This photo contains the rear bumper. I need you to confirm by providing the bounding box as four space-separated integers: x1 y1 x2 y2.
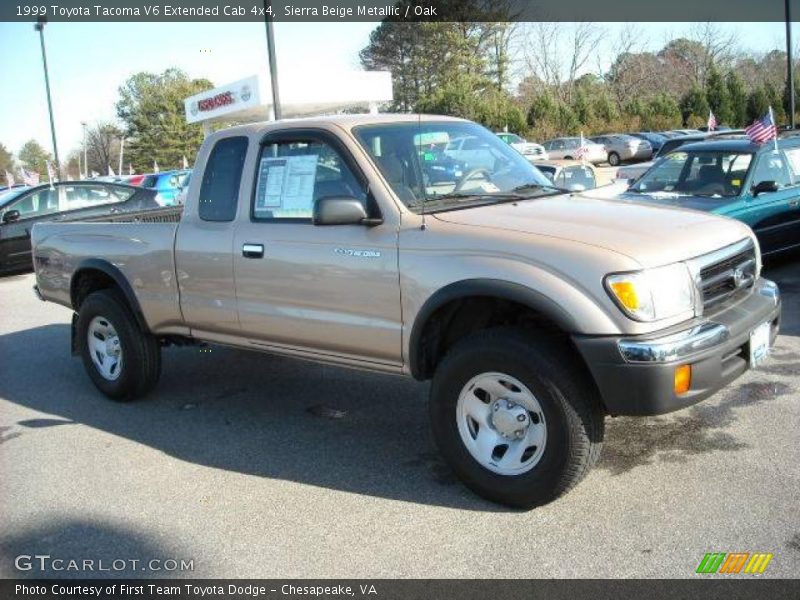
573 278 781 416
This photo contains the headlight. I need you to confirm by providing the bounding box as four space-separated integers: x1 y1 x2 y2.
605 263 696 322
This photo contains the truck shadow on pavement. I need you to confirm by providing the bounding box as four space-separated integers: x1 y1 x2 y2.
0 323 504 511
0 518 190 579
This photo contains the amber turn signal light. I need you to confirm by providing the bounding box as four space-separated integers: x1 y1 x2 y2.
674 364 692 395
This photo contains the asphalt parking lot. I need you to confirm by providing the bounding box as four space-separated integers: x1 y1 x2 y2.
0 258 798 579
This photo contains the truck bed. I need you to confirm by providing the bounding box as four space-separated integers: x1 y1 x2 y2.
32 218 184 332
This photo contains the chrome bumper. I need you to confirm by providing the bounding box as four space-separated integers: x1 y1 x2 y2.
618 279 780 363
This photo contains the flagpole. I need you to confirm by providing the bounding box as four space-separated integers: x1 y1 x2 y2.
771 106 778 152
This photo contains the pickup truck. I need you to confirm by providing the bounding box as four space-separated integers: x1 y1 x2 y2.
31 114 781 508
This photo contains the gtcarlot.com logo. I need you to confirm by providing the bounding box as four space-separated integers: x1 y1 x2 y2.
696 552 773 574
14 554 194 573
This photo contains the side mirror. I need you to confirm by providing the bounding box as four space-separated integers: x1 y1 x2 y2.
313 196 376 226
752 180 779 196
2 209 20 223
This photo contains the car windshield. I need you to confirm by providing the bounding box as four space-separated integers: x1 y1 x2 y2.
504 134 524 143
0 187 31 208
630 150 753 198
353 121 557 213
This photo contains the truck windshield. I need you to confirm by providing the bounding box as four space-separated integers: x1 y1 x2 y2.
630 150 753 198
353 121 556 213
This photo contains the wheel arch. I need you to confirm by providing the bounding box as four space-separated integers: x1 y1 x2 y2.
408 279 580 381
70 258 150 333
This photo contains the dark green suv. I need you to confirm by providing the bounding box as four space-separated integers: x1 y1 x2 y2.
621 137 800 256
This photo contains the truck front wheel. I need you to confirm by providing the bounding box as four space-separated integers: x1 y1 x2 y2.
76 289 161 401
429 328 604 508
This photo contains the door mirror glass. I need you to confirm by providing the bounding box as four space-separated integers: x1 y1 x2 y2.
752 180 779 196
2 209 20 223
313 196 368 226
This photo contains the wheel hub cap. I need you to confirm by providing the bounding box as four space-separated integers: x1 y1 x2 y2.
491 399 530 439
456 372 547 476
87 316 123 381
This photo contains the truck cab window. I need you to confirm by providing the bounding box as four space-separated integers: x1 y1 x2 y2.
199 136 248 222
253 139 366 221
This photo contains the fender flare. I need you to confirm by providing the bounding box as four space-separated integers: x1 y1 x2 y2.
70 258 150 333
408 279 579 379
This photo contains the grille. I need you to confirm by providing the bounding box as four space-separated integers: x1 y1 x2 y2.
696 241 757 309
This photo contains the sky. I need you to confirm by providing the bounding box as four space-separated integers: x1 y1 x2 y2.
0 20 795 161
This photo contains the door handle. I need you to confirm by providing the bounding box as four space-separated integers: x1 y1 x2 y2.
242 243 264 259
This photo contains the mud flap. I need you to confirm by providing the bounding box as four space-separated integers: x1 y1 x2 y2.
71 313 78 356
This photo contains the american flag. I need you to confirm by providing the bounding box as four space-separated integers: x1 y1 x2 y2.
745 107 778 145
20 168 39 186
707 110 717 132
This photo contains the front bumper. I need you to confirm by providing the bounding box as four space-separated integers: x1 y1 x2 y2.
573 278 781 416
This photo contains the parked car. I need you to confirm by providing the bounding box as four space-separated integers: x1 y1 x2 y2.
589 134 652 166
618 137 800 256
31 114 780 509
174 171 192 205
617 132 726 181
531 160 597 191
141 169 191 206
0 181 159 274
496 132 549 161
541 137 606 164
630 132 668 154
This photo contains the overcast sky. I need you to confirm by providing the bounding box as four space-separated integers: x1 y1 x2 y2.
0 21 794 159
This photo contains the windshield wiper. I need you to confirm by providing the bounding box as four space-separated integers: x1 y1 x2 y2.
510 182 564 195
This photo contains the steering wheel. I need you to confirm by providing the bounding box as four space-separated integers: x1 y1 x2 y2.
455 168 491 192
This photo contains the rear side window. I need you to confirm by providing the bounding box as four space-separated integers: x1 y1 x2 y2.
199 136 248 222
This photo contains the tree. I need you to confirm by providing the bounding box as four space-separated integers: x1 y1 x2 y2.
679 86 710 125
705 66 732 125
18 140 52 179
0 143 13 176
746 87 770 124
85 122 124 175
116 68 212 173
416 79 525 132
360 1 512 112
765 82 786 125
726 70 748 126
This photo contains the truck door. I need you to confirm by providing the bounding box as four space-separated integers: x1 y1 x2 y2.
232 130 402 368
174 136 249 336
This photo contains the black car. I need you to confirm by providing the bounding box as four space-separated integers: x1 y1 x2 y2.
0 181 159 274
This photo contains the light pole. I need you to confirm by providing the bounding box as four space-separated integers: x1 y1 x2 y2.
81 121 87 178
34 18 61 174
263 0 281 120
786 0 796 128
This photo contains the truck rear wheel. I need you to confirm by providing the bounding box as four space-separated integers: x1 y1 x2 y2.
429 327 604 508
76 289 161 401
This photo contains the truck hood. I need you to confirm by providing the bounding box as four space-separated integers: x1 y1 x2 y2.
433 193 752 268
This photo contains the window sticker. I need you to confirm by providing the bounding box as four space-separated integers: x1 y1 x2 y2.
255 154 319 216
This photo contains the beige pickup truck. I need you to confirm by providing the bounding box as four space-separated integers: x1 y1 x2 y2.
31 114 781 508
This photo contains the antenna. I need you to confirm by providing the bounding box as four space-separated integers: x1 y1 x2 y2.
418 110 427 231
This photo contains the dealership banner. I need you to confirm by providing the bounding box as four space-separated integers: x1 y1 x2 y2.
2 579 800 600
2 0 799 22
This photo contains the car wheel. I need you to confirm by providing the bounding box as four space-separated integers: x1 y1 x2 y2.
429 327 604 508
76 289 161 401
564 155 573 160
608 152 621 166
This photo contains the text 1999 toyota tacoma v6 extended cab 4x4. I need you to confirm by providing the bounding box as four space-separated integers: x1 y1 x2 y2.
31 115 781 507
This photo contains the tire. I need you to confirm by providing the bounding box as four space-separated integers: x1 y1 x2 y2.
564 155 573 160
429 327 604 508
608 151 621 166
76 289 161 401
